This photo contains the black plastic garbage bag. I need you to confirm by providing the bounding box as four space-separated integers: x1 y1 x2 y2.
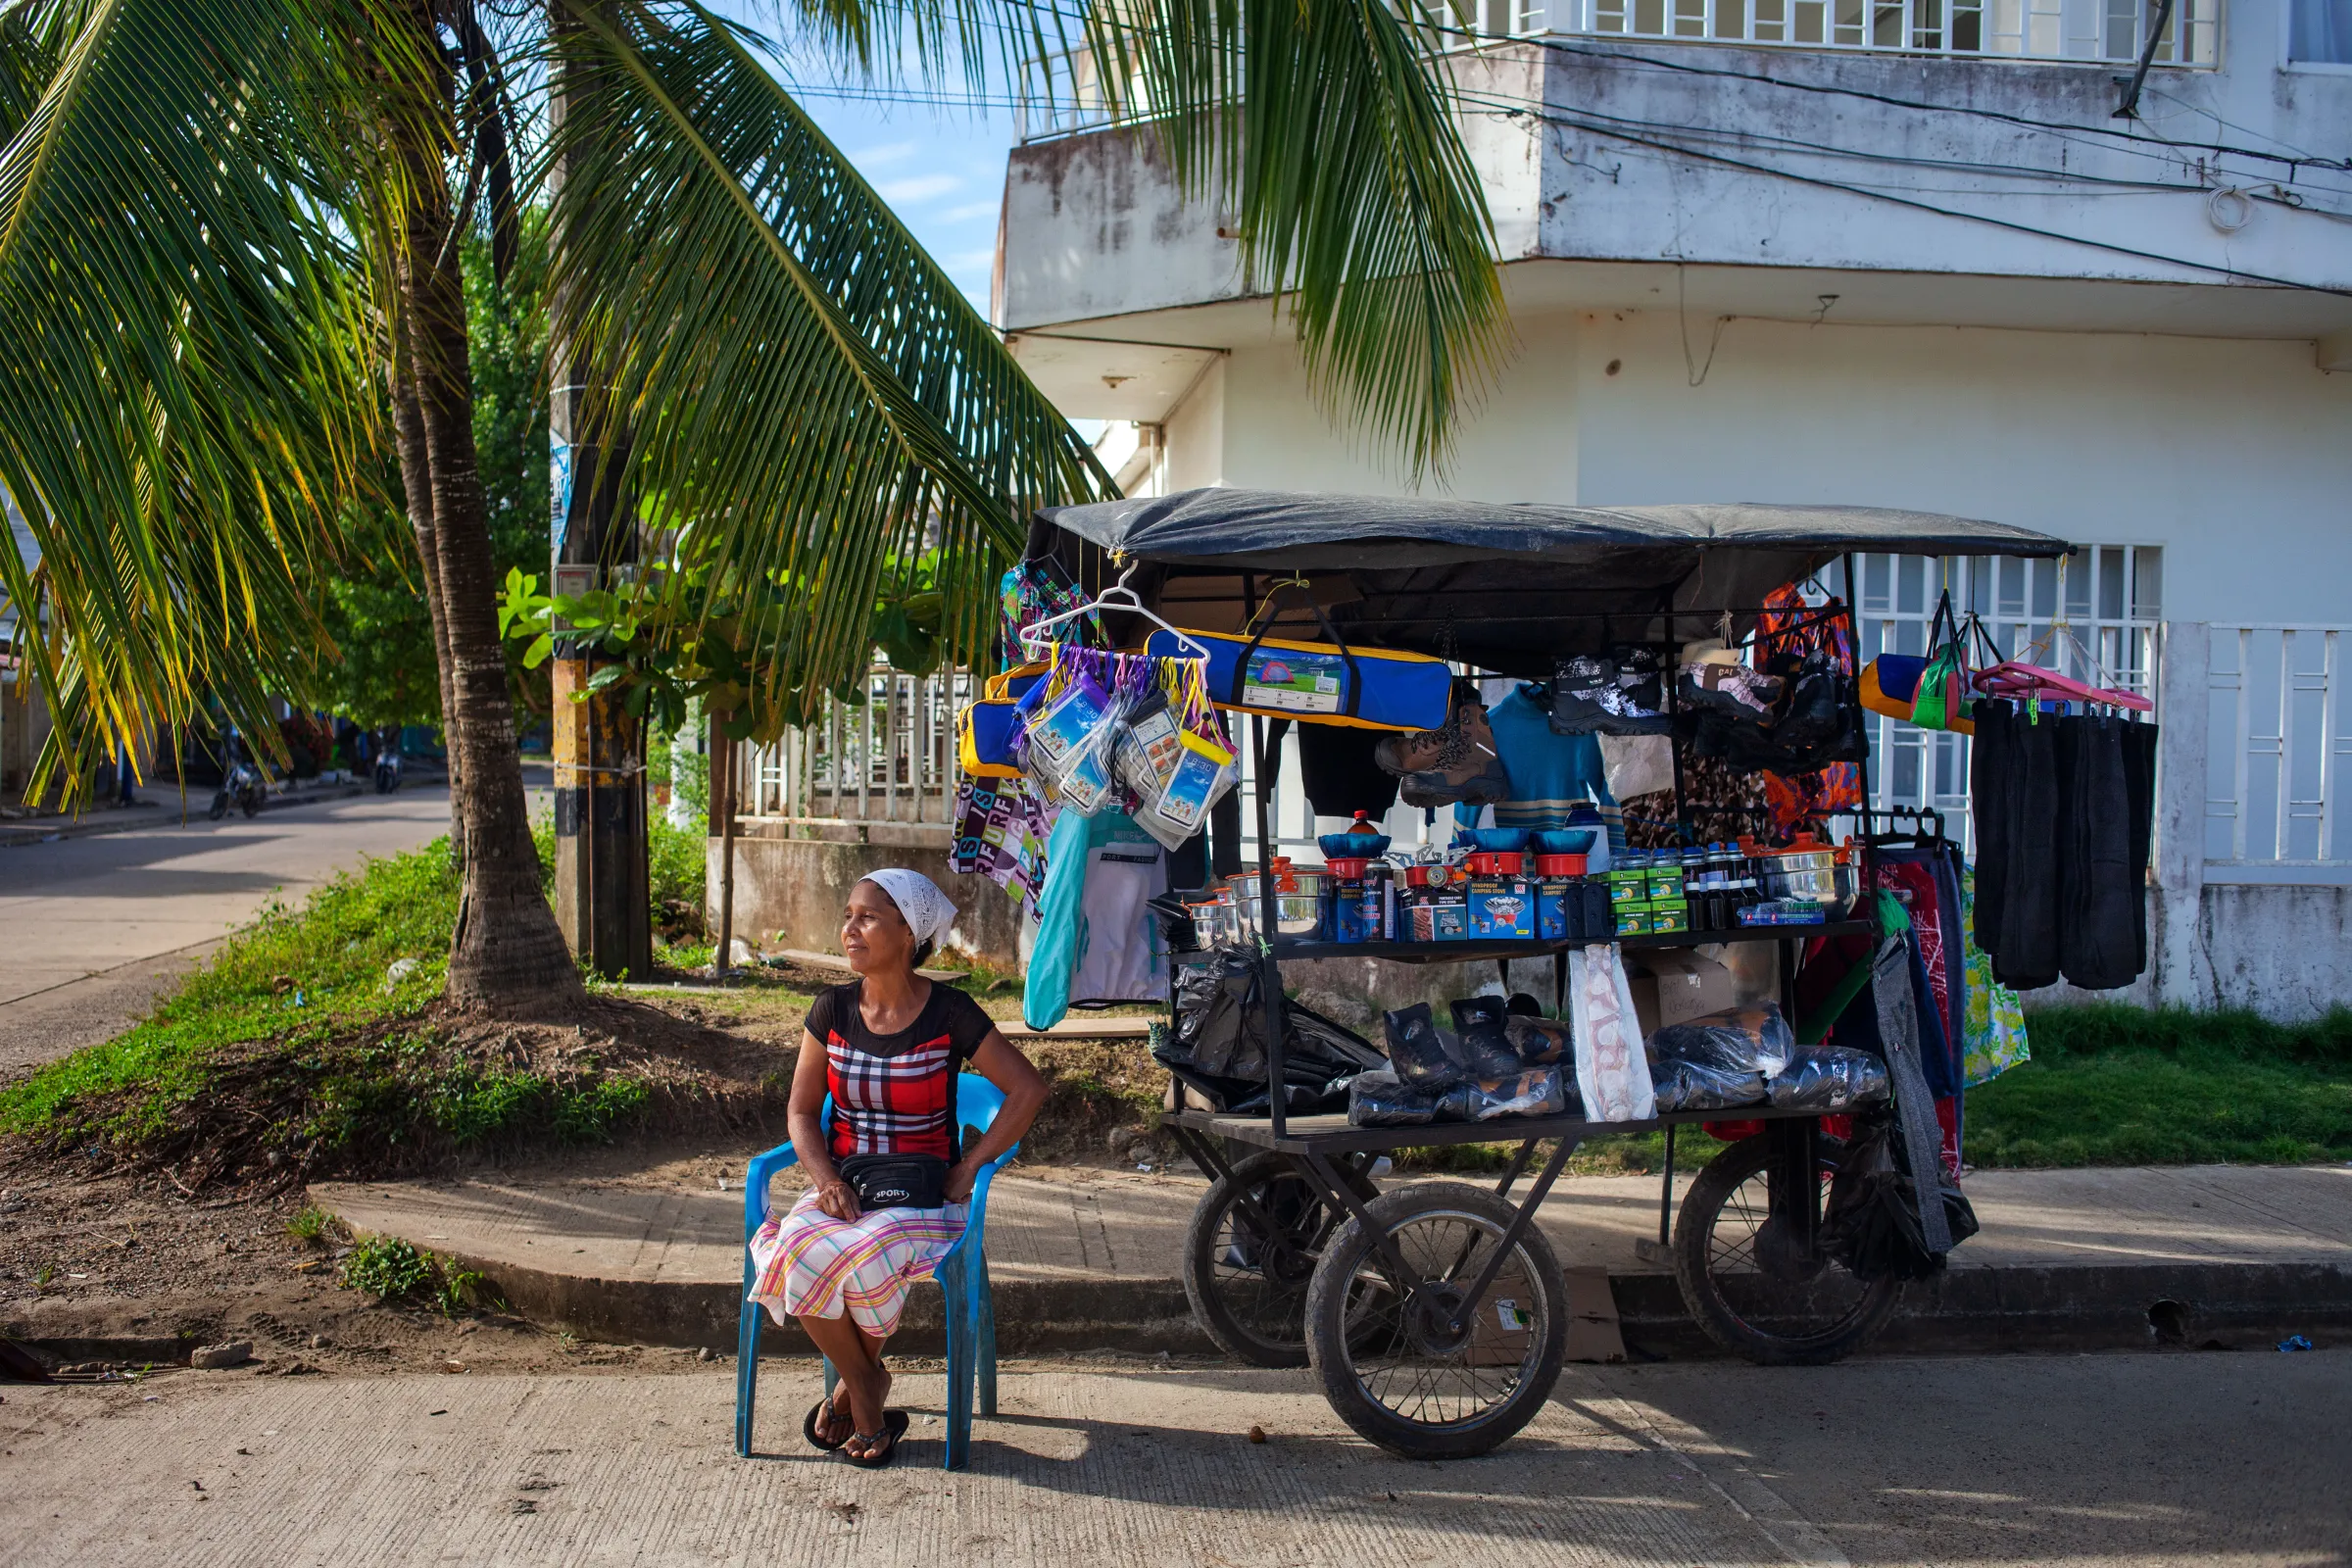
1647 1004 1794 1078
1159 947 1385 1114
1650 1057 1767 1113
1822 1115 1981 1282
1348 1069 1440 1127
1767 1047 1891 1110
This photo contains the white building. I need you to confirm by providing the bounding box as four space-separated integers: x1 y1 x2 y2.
982 0 2352 1018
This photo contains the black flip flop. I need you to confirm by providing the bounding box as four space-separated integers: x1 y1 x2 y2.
803 1394 855 1452
841 1409 909 1469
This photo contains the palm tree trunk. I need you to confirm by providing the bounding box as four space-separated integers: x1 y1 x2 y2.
385 337 465 865
392 38 581 1014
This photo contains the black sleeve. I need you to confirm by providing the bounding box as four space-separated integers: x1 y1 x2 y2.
803 986 839 1043
942 987 998 1064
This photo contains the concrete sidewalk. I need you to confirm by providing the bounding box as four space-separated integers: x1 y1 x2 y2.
314 1161 2352 1355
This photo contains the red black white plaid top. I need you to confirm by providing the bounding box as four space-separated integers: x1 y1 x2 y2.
808 980 995 1160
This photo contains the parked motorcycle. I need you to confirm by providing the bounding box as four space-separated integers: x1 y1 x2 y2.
372 729 403 794
209 735 267 820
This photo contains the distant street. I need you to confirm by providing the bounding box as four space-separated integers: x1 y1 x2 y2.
0 773 542 1078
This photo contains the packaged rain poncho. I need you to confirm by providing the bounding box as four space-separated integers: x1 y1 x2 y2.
1569 945 1655 1122
1765 1046 1890 1111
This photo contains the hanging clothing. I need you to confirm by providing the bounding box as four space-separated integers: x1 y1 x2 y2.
1297 724 1400 818
1023 810 1169 1029
1486 685 1611 831
1754 583 1863 836
1622 753 1767 849
997 561 1097 666
950 774 1056 914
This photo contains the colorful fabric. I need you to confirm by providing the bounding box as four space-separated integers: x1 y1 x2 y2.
998 563 1097 669
1960 866 2031 1087
1622 754 1767 848
806 981 995 1160
950 774 1055 913
1755 584 1862 836
748 1191 965 1337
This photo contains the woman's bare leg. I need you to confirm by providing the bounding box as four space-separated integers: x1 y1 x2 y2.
798 1311 893 1441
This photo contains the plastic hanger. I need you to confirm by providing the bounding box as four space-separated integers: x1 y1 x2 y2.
1021 561 1210 661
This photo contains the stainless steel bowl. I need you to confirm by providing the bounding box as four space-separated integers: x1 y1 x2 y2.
1231 893 1327 940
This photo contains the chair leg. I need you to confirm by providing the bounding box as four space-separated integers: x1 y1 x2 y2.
734 1276 763 1457
976 1255 999 1419
942 1257 972 1471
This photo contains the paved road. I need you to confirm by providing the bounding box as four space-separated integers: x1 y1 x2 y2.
0 785 463 1077
1 1350 2340 1565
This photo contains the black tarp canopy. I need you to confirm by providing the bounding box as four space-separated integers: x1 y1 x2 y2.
1030 489 2071 676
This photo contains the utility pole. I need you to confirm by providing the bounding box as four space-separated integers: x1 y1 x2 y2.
547 5 651 980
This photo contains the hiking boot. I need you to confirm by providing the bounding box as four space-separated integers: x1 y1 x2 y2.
1382 699 1510 808
1679 660 1784 723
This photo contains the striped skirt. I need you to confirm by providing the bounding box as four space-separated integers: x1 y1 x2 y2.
748 1191 966 1338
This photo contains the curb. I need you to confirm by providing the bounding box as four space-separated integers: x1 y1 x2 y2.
0 785 370 848
377 1250 2352 1359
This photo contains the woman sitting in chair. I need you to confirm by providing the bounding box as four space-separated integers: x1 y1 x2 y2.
747 869 1046 1468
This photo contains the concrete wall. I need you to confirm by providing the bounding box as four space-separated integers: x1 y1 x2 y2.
710 827 1029 971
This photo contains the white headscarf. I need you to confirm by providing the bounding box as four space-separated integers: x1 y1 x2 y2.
861 868 958 952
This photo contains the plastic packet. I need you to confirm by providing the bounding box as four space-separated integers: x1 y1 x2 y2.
1645 1004 1794 1081
1348 1069 1440 1127
1022 666 1122 813
1470 1067 1570 1121
1504 1015 1570 1067
1384 1003 1462 1085
1448 995 1524 1077
1649 1056 1767 1113
1569 944 1656 1122
1767 1046 1890 1110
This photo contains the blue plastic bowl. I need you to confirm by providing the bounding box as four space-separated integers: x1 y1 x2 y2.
1531 829 1595 856
1455 826 1532 853
1319 829 1392 858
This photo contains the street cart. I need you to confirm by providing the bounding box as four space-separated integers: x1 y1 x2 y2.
1020 491 2068 1459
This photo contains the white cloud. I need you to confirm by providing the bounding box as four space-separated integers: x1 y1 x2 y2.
876 172 962 205
942 200 1001 222
854 141 920 167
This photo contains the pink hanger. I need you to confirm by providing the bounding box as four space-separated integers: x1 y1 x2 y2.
1971 659 2152 712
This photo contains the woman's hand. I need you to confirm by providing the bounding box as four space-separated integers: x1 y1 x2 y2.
944 1157 979 1204
813 1176 861 1221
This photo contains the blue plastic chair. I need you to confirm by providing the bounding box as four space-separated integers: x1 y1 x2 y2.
734 1076 1016 1469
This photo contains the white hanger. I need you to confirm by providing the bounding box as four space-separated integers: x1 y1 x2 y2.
1020 562 1210 661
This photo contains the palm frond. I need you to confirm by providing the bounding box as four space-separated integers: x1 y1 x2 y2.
0 0 385 798
542 0 1112 718
1064 0 1507 477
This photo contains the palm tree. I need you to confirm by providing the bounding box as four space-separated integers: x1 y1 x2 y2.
0 0 1503 1016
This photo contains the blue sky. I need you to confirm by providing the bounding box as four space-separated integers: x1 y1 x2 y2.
712 5 1024 309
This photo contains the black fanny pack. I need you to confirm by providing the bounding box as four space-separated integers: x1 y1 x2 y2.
837 1152 950 1211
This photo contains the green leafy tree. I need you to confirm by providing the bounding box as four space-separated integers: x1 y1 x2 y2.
0 0 1501 1014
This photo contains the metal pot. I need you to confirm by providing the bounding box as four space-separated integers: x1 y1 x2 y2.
1760 863 1856 914
1229 869 1330 939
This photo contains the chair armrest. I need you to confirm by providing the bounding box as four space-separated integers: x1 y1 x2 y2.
743 1142 800 1240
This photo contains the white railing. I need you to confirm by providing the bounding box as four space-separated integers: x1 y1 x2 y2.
733 665 973 831
1458 0 2218 63
1849 545 2165 854
2205 625 2352 880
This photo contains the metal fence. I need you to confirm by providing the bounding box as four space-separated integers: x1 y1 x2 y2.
2204 625 2352 880
1847 545 2164 853
732 666 973 831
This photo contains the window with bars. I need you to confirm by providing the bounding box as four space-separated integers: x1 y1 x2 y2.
1847 545 2163 850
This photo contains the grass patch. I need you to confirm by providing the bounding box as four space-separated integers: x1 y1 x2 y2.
1965 1004 2352 1167
0 832 652 1189
286 1205 342 1247
340 1236 493 1316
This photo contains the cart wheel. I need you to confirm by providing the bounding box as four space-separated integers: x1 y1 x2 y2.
1304 1182 1567 1460
1673 1134 1900 1366
1183 1152 1373 1368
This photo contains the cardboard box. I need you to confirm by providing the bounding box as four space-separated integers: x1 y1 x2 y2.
1643 950 1738 1029
1563 1266 1627 1363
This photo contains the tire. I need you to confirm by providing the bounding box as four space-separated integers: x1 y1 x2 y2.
1304 1182 1568 1460
208 795 228 821
1183 1152 1373 1368
1673 1133 1900 1366
239 793 262 818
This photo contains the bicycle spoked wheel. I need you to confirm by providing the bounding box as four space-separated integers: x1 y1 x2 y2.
1183 1152 1364 1367
1304 1182 1567 1460
1673 1134 1899 1365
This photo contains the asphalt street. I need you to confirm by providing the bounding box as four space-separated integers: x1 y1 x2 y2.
0 782 480 1077
1 1350 2339 1566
